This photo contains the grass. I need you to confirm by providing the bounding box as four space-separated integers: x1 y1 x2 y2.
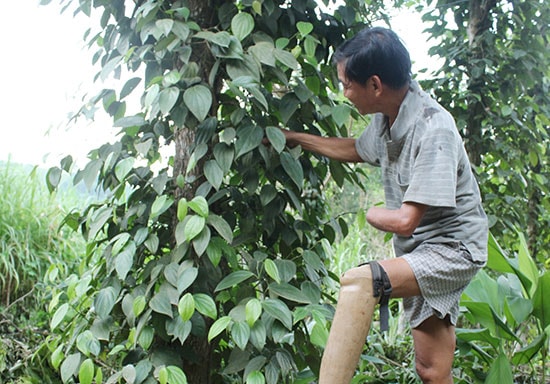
0 160 83 306
0 159 85 383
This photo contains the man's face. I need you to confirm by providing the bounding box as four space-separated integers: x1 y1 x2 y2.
337 62 374 115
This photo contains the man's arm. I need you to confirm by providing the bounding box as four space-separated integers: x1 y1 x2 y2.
366 202 427 237
282 130 364 163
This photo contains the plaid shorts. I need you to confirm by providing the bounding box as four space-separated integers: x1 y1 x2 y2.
401 241 485 328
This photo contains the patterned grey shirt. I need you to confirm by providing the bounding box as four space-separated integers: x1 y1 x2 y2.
355 81 488 262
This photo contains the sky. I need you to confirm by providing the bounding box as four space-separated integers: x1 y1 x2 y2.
0 2 435 168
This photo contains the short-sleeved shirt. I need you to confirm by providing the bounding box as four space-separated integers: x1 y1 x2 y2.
355 81 488 262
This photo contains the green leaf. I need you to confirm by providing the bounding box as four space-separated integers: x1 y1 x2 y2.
296 21 314 37
204 160 223 190
46 167 62 192
178 267 198 293
269 283 311 304
150 291 174 318
163 70 181 86
332 104 351 127
175 221 186 245
215 271 255 291
193 226 211 256
533 271 550 329
61 353 82 383
159 86 180 114
249 42 276 67
51 303 69 331
485 352 513 383
208 316 232 341
262 299 292 330
156 19 174 36
120 77 141 99
207 214 233 243
486 232 515 273
188 196 209 217
274 49 299 70
310 322 329 347
512 333 547 365
172 21 190 41
231 13 254 41
185 215 206 241
150 195 174 220
76 331 101 357
122 365 137 384
213 143 234 173
250 321 267 351
280 152 303 189
259 184 277 206
304 35 317 58
184 85 212 121
177 198 188 221
235 124 264 158
115 242 135 280
178 293 195 321
166 317 192 344
501 105 513 117
245 299 262 327
51 345 64 370
246 371 265 384
167 366 188 384
195 31 231 47
194 293 217 319
159 366 168 384
265 126 286 153
517 232 539 298
114 115 146 128
232 321 251 350
264 259 280 283
302 250 324 271
95 287 117 319
133 295 147 317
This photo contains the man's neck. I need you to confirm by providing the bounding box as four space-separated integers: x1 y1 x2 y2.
383 84 410 128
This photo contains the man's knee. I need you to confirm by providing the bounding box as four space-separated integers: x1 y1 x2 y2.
340 261 393 331
415 359 453 384
340 264 373 288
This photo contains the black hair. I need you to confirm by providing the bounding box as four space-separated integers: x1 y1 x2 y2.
333 27 412 89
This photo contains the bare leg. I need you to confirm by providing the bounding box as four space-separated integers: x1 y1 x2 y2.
412 316 455 384
319 264 377 384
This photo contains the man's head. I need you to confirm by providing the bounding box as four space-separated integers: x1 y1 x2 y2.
334 27 411 90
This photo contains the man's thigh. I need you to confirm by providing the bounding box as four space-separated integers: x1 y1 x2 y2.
378 257 421 298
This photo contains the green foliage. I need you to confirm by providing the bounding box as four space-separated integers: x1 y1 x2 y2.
420 0 550 263
44 0 399 383
456 232 549 383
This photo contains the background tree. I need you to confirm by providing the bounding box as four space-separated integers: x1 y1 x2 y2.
44 0 399 383
421 0 550 263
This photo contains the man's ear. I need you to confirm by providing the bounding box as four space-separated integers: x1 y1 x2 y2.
370 75 383 94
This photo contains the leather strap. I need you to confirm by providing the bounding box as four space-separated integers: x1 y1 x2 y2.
364 261 393 332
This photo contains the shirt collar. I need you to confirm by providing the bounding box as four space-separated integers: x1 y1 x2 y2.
389 81 423 142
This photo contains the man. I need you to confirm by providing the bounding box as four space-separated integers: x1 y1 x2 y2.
282 27 488 383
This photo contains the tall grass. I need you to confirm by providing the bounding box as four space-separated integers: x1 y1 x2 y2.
0 160 83 307
326 168 392 275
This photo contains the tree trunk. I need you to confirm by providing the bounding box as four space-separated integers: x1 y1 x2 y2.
173 2 222 383
465 0 497 166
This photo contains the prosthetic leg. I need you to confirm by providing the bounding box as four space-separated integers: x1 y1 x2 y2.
319 262 392 384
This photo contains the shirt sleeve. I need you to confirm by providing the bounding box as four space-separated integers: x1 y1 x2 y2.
355 114 384 166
